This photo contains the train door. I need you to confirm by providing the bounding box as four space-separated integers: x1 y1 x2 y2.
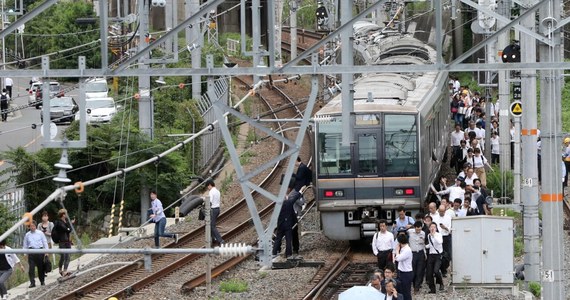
352 128 383 205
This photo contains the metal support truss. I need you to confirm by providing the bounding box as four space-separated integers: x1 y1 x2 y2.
210 54 319 267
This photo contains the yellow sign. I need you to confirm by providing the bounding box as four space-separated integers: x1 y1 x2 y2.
510 101 522 117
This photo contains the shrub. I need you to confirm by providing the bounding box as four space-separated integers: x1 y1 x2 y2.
219 279 249 293
514 237 524 257
529 281 541 297
486 167 514 200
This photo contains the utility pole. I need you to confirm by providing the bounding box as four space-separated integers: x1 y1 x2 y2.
539 0 564 296
497 0 512 200
289 0 298 60
340 0 353 146
138 0 152 223
251 0 262 84
520 0 539 283
188 0 202 100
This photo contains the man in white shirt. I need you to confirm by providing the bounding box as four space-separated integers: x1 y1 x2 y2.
4 77 12 98
407 222 426 293
394 234 413 300
425 223 444 293
453 199 467 217
432 205 452 278
207 181 224 245
436 181 466 202
372 219 394 271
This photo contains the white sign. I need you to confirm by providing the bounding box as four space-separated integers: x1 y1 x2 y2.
522 178 533 187
41 122 58 140
542 270 554 282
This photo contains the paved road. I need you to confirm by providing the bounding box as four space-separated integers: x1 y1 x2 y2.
0 78 78 153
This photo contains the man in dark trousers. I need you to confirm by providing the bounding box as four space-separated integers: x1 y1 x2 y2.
272 181 298 260
0 89 9 122
293 157 312 192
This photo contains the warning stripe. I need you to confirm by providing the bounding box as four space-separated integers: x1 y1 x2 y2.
541 194 563 202
521 129 539 136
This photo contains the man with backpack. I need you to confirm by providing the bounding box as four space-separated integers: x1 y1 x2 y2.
0 89 9 122
52 209 73 277
392 206 415 236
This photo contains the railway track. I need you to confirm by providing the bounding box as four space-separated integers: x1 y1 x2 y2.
301 247 377 300
56 79 294 300
55 73 312 299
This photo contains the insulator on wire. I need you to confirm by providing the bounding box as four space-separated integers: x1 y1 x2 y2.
218 243 252 257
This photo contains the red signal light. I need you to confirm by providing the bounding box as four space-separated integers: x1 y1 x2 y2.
404 188 414 195
324 191 334 197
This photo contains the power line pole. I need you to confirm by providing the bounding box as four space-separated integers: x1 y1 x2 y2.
520 0 539 283
289 0 298 60
539 0 565 296
138 0 153 223
187 0 202 100
340 0 353 146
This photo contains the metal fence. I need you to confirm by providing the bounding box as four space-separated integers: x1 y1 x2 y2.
196 76 229 168
0 188 26 246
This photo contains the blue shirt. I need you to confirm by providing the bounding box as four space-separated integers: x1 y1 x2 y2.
392 216 415 235
23 230 48 249
151 198 166 222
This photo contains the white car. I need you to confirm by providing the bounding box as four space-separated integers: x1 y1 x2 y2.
79 97 116 124
85 78 109 99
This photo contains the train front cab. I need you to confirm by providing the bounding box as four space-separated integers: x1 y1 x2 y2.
315 113 421 240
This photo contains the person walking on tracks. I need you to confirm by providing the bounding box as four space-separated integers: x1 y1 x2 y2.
22 221 49 288
206 181 224 245
272 181 298 260
394 233 413 300
4 78 12 99
372 219 394 271
149 191 179 248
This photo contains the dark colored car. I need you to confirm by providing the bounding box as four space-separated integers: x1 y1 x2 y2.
35 83 64 109
40 96 78 124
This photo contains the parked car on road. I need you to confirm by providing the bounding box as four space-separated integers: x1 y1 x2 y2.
31 82 64 109
85 77 109 99
40 96 78 124
79 97 116 124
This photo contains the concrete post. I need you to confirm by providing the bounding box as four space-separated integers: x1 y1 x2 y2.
340 0 353 146
539 0 565 296
520 0 540 283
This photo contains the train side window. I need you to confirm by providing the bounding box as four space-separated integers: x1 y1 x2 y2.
357 133 377 174
317 120 352 176
383 114 419 176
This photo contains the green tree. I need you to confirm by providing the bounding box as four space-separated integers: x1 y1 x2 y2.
0 204 17 244
16 1 101 69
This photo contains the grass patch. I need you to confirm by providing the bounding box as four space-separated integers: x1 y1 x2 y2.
529 281 541 298
258 271 268 279
514 236 524 257
240 151 256 165
246 129 257 145
219 279 249 293
220 172 234 194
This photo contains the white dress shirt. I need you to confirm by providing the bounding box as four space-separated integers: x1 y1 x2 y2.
23 230 48 249
436 186 465 202
395 244 413 272
209 187 221 208
450 130 465 146
431 213 452 236
372 231 394 255
426 232 443 254
407 229 426 252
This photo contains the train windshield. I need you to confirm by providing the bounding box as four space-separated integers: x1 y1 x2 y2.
384 114 418 176
317 119 352 176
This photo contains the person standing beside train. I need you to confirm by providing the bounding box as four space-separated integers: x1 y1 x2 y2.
372 219 394 272
408 221 426 293
394 234 413 300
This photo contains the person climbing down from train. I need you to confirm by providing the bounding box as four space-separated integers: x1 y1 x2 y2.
391 206 415 236
272 180 298 261
429 175 447 206
472 148 492 187
435 180 466 203
372 219 394 272
293 157 312 192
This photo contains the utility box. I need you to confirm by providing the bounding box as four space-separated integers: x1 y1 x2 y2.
452 216 514 285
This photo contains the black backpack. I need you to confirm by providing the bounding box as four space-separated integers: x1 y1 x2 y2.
0 93 7 102
51 220 61 243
